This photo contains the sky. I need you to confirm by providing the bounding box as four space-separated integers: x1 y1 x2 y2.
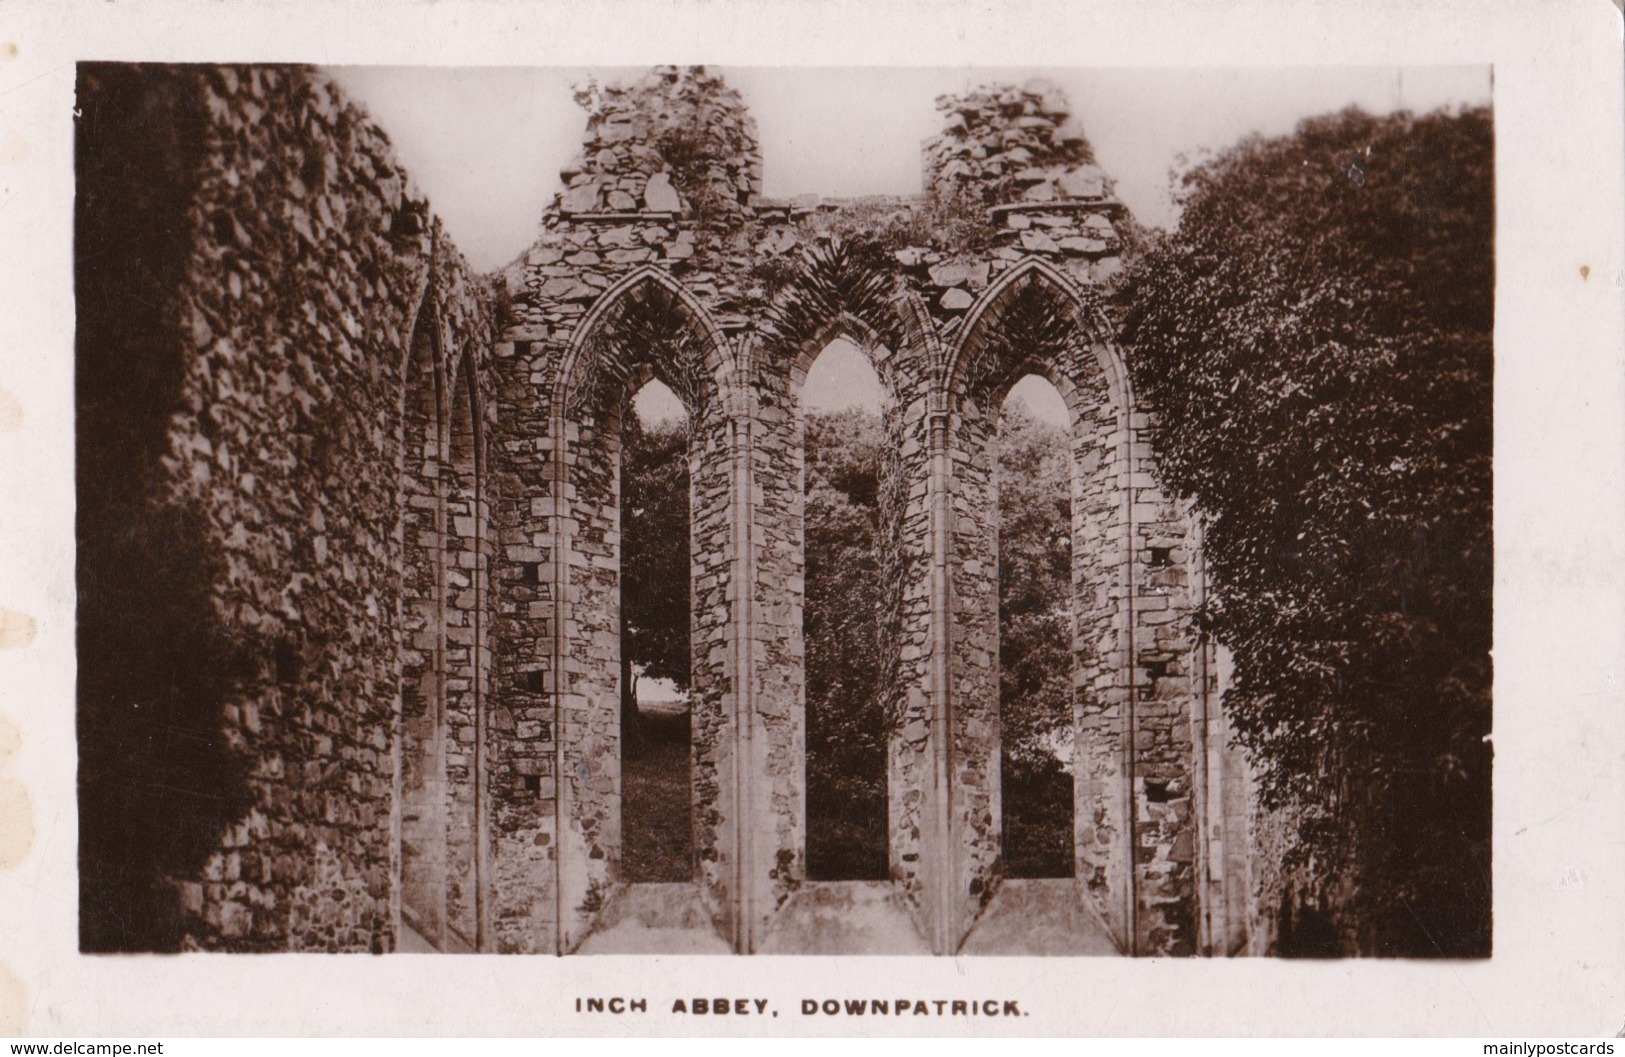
633 341 1068 436
326 64 1490 274
325 64 1490 427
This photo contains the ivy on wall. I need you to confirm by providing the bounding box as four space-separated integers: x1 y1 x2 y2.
1119 106 1494 956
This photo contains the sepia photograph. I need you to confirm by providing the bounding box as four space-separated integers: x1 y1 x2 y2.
74 62 1492 959
2 0 1622 1038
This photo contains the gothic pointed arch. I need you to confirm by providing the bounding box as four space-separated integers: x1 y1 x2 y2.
548 265 738 954
931 254 1145 952
734 236 948 948
561 267 732 422
946 256 1130 418
894 288 947 381
758 235 919 381
786 312 892 381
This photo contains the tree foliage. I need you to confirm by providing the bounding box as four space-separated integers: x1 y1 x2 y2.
996 399 1077 877
804 407 889 879
1118 106 1493 955
996 400 1075 766
621 410 691 732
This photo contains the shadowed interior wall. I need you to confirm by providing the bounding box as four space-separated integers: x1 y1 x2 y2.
443 357 490 948
75 63 492 952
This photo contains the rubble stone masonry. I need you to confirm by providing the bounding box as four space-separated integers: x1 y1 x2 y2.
77 63 1270 956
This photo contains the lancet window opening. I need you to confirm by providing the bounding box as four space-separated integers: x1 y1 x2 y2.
553 271 727 938
796 335 893 882
619 376 695 884
944 260 1137 942
994 374 1079 879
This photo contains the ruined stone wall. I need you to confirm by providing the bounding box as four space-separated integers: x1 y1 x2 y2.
398 305 446 943
78 62 1248 957
75 63 493 952
1191 645 1264 957
482 315 559 953
492 70 1213 955
877 357 940 925
491 67 758 950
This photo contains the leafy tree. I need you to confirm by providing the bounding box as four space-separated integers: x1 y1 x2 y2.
621 410 691 740
620 409 696 881
995 400 1077 878
804 407 889 879
1118 106 1493 955
988 395 1079 871
996 400 1075 763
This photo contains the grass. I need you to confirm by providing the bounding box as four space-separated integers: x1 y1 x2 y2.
806 768 889 881
621 705 1075 882
1001 753 1076 879
621 708 694 883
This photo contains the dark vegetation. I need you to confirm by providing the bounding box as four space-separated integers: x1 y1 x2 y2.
620 708 694 883
1119 106 1494 956
995 401 1077 878
620 409 694 882
803 409 890 880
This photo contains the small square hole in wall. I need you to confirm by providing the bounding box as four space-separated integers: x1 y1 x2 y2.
520 563 540 585
519 670 545 693
1149 546 1173 567
520 774 541 795
1144 660 1168 681
1144 779 1174 803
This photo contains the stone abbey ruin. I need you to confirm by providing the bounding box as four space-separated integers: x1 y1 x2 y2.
77 64 1274 957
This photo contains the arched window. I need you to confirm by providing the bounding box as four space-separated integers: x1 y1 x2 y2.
620 377 693 884
996 375 1076 879
945 261 1133 953
553 271 731 954
801 337 889 881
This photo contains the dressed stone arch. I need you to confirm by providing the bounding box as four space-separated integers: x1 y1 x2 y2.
394 267 501 952
558 265 736 421
928 256 1149 952
946 256 1132 414
549 267 743 953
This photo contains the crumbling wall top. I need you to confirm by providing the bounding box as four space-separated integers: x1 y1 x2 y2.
925 78 1112 208
554 65 762 225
